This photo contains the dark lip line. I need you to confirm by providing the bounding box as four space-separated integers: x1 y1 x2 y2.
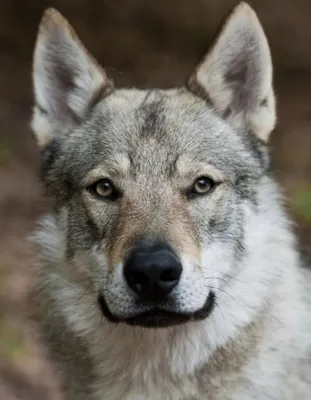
98 291 216 328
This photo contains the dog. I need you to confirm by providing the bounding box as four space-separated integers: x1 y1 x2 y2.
30 2 311 399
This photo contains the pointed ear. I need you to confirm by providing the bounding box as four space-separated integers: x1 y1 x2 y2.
188 2 276 142
32 8 114 149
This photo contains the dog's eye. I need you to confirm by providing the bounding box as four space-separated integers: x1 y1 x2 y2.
95 179 114 197
194 177 214 194
89 179 120 200
187 176 215 198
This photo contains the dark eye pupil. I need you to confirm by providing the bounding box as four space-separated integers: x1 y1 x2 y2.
101 181 111 191
197 179 209 188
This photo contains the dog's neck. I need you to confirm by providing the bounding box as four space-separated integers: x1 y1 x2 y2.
40 272 277 400
39 250 285 395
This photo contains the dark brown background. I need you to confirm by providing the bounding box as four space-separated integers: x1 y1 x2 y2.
0 1 310 398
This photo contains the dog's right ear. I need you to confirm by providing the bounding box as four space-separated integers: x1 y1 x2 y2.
188 2 275 143
32 9 113 149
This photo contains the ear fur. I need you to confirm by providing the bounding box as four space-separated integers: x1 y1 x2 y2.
188 2 276 142
32 8 113 148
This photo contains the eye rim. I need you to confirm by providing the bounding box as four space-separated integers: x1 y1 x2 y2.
186 176 216 199
87 178 121 201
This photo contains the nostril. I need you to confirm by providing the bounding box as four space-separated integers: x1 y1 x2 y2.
160 268 180 282
132 270 148 285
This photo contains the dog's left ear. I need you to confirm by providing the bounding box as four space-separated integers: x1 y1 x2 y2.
188 2 275 142
32 8 114 149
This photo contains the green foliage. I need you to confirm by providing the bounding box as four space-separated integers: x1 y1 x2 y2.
292 186 311 221
0 140 13 165
0 319 25 361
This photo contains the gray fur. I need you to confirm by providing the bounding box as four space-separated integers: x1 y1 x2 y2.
30 3 311 400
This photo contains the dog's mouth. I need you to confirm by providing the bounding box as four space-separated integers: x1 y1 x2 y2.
98 292 215 328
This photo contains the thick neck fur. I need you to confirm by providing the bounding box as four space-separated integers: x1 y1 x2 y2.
33 177 307 400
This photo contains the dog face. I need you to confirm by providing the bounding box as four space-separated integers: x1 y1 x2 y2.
32 3 275 327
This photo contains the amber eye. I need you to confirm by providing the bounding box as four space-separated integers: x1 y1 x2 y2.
193 177 214 194
90 179 120 200
187 176 215 199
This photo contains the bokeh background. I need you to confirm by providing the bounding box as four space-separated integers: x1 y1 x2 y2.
0 0 310 398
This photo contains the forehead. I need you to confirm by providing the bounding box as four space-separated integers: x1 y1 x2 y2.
62 88 262 180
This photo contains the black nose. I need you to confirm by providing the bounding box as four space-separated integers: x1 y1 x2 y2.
123 242 182 302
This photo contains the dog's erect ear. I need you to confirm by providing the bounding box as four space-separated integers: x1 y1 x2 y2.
188 2 275 142
32 8 113 148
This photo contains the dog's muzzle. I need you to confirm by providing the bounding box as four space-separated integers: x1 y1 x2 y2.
98 291 215 328
98 240 215 327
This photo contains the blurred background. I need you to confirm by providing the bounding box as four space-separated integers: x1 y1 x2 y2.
0 0 310 398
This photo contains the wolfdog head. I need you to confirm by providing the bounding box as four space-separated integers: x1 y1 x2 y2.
32 3 276 330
